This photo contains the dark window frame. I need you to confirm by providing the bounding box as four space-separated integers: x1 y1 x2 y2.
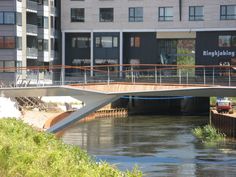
99 8 114 22
95 36 118 48
189 6 204 21
71 8 85 22
0 11 16 25
129 7 143 22
220 5 236 20
0 36 16 49
158 7 173 21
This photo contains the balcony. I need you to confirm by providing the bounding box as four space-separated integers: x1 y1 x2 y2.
51 50 58 60
26 24 38 36
50 7 58 16
27 48 38 59
27 0 38 13
50 29 59 38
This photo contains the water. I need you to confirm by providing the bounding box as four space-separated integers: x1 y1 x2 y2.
62 116 236 177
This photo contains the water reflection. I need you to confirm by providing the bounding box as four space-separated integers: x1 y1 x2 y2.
62 116 236 177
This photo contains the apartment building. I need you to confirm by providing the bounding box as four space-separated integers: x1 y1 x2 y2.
0 0 60 83
61 0 236 76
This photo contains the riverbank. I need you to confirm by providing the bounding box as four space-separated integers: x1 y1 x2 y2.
0 119 142 176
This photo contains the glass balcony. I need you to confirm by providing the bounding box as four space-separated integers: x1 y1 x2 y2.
26 48 38 58
27 0 38 12
26 24 38 35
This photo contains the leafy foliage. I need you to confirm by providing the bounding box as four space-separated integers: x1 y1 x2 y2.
192 125 225 144
0 119 142 177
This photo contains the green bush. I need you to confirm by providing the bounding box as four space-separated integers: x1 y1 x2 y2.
192 125 225 144
0 119 142 177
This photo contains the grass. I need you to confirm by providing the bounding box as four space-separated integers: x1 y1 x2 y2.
192 124 225 144
0 118 142 177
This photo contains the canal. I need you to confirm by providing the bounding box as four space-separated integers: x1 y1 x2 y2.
62 116 236 177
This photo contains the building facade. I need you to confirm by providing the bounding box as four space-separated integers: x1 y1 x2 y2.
0 0 60 83
61 0 236 77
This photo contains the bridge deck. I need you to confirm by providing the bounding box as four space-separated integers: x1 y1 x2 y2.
70 83 210 94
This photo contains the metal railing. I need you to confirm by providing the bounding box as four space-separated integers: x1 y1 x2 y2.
0 64 236 87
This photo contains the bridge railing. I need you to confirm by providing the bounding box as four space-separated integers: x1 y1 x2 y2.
0 64 235 87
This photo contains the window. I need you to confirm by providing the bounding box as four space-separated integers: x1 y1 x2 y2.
129 7 143 22
17 12 22 26
220 5 236 20
99 8 113 22
130 36 140 47
71 37 90 48
0 12 15 25
218 35 236 47
95 36 118 48
219 35 231 47
159 7 173 21
17 37 22 50
44 39 48 50
0 12 3 24
0 37 3 48
0 61 3 73
4 61 15 73
71 8 85 22
44 17 48 29
3 37 16 49
189 6 203 21
4 12 15 24
232 36 236 47
38 39 43 51
0 60 15 73
0 36 16 49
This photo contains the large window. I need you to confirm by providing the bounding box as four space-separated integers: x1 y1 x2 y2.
71 8 85 22
95 36 118 48
0 36 16 49
220 5 236 20
129 7 143 22
219 35 236 47
159 7 173 21
71 37 90 48
0 12 15 25
0 60 15 73
130 36 140 48
100 8 113 22
189 6 203 21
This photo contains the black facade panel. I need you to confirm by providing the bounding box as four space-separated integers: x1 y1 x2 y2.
196 31 236 65
93 32 119 60
123 32 158 64
65 33 90 65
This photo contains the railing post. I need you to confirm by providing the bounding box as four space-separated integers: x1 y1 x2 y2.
107 66 110 85
179 69 182 84
155 66 157 83
84 69 87 84
212 67 215 85
229 67 231 86
159 69 162 84
131 66 134 83
203 67 206 85
186 72 189 85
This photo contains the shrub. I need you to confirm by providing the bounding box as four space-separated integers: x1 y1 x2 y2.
192 124 225 144
0 119 142 177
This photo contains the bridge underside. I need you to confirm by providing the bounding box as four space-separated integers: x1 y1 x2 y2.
0 83 236 133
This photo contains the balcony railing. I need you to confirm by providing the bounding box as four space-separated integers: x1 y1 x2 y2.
27 0 38 12
26 24 38 35
51 50 58 59
26 48 38 58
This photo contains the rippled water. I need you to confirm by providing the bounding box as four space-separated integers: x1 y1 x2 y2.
62 116 236 177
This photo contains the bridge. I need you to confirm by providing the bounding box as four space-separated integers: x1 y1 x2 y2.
0 64 236 133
